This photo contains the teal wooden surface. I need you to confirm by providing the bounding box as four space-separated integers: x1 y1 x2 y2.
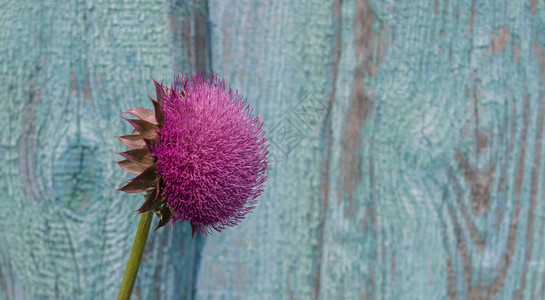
1 0 545 300
0 1 207 299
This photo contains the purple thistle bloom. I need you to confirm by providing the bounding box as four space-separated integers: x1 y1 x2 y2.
116 74 269 236
156 74 269 235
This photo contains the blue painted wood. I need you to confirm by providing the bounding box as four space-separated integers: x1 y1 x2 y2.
1 0 545 299
0 1 208 299
199 1 545 299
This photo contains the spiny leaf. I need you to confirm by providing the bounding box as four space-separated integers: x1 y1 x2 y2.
191 223 198 239
117 148 154 167
117 179 154 193
153 204 172 232
116 134 146 149
142 137 156 153
149 97 165 126
137 184 163 213
123 118 158 140
117 159 149 175
152 77 165 102
117 166 158 193
123 107 158 125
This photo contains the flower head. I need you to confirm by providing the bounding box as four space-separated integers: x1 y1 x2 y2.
117 74 269 236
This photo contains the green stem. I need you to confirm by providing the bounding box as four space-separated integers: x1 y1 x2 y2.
117 211 153 300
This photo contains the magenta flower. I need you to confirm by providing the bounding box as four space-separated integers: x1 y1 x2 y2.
116 74 269 236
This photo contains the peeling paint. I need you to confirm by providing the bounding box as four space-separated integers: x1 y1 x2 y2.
530 0 537 16
337 0 387 216
484 27 510 59
467 0 475 35
513 40 522 64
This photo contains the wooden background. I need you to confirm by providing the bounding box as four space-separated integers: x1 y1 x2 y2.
1 0 545 299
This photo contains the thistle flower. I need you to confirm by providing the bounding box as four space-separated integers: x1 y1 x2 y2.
116 74 269 236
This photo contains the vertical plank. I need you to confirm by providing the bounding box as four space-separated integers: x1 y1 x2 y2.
1 0 545 299
136 1 210 299
434 2 545 299
198 1 336 299
201 1 545 299
0 1 209 299
323 0 545 299
322 0 391 298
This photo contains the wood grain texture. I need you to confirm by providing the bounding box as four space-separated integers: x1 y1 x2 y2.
1 0 545 300
197 1 336 299
0 1 208 299
199 0 545 299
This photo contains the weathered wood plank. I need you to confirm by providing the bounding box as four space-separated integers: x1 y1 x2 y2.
326 1 545 299
0 1 208 299
196 1 337 299
198 0 545 300
2 0 545 299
